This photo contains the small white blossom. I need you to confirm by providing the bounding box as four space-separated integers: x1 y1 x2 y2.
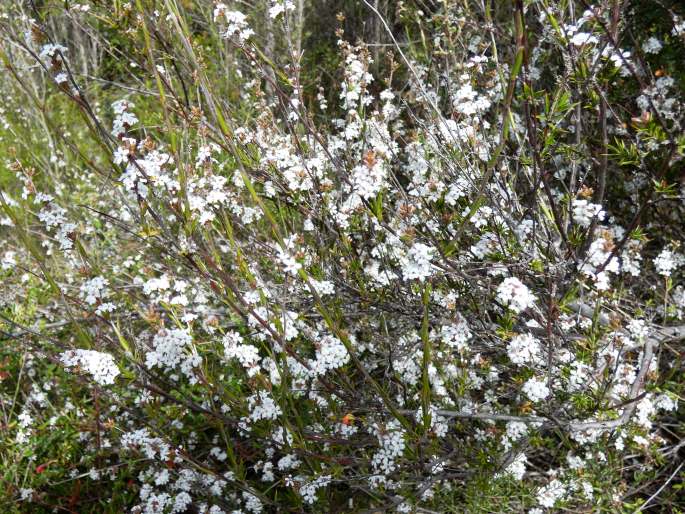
223 331 261 377
537 478 567 508
268 0 295 19
80 276 109 305
503 453 527 480
214 6 254 43
497 277 536 313
439 318 472 351
572 199 605 228
310 335 349 376
401 243 435 282
299 474 331 504
570 32 598 46
507 333 542 365
522 377 550 402
371 420 406 474
642 37 662 54
60 349 121 385
246 391 282 422
145 329 201 382
654 248 683 277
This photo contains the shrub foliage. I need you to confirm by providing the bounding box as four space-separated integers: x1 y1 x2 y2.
0 1 684 512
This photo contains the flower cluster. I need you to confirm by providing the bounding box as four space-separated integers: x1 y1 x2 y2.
214 5 254 43
401 242 435 282
572 198 606 228
497 277 536 313
507 333 542 366
145 329 201 383
36 194 76 252
60 349 120 385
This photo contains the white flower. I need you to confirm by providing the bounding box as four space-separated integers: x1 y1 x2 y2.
1 251 16 270
570 32 598 46
371 420 406 474
504 421 529 450
311 279 335 296
452 83 491 116
95 302 116 316
581 481 594 500
522 377 550 402
36 197 77 252
242 491 263 513
277 235 303 276
246 391 282 422
173 492 192 513
606 49 632 75
537 479 566 508
503 453 527 480
121 428 170 460
566 453 585 470
299 474 331 504
340 51 374 109
18 410 32 428
60 349 121 385
397 502 412 513
145 329 200 381
214 6 254 43
642 37 662 54
401 242 435 282
440 318 472 351
277 247 302 275
497 277 536 313
654 393 677 412
223 331 261 377
39 43 68 61
572 199 605 228
351 160 387 199
674 19 685 36
507 333 542 365
110 99 138 136
79 276 109 305
654 248 683 277
310 335 349 376
143 274 171 296
268 0 295 19
444 177 470 205
627 319 650 341
580 234 620 290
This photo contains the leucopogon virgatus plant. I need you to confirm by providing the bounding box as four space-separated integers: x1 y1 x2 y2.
0 0 683 512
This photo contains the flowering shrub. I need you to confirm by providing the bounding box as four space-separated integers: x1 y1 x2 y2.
0 1 683 512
